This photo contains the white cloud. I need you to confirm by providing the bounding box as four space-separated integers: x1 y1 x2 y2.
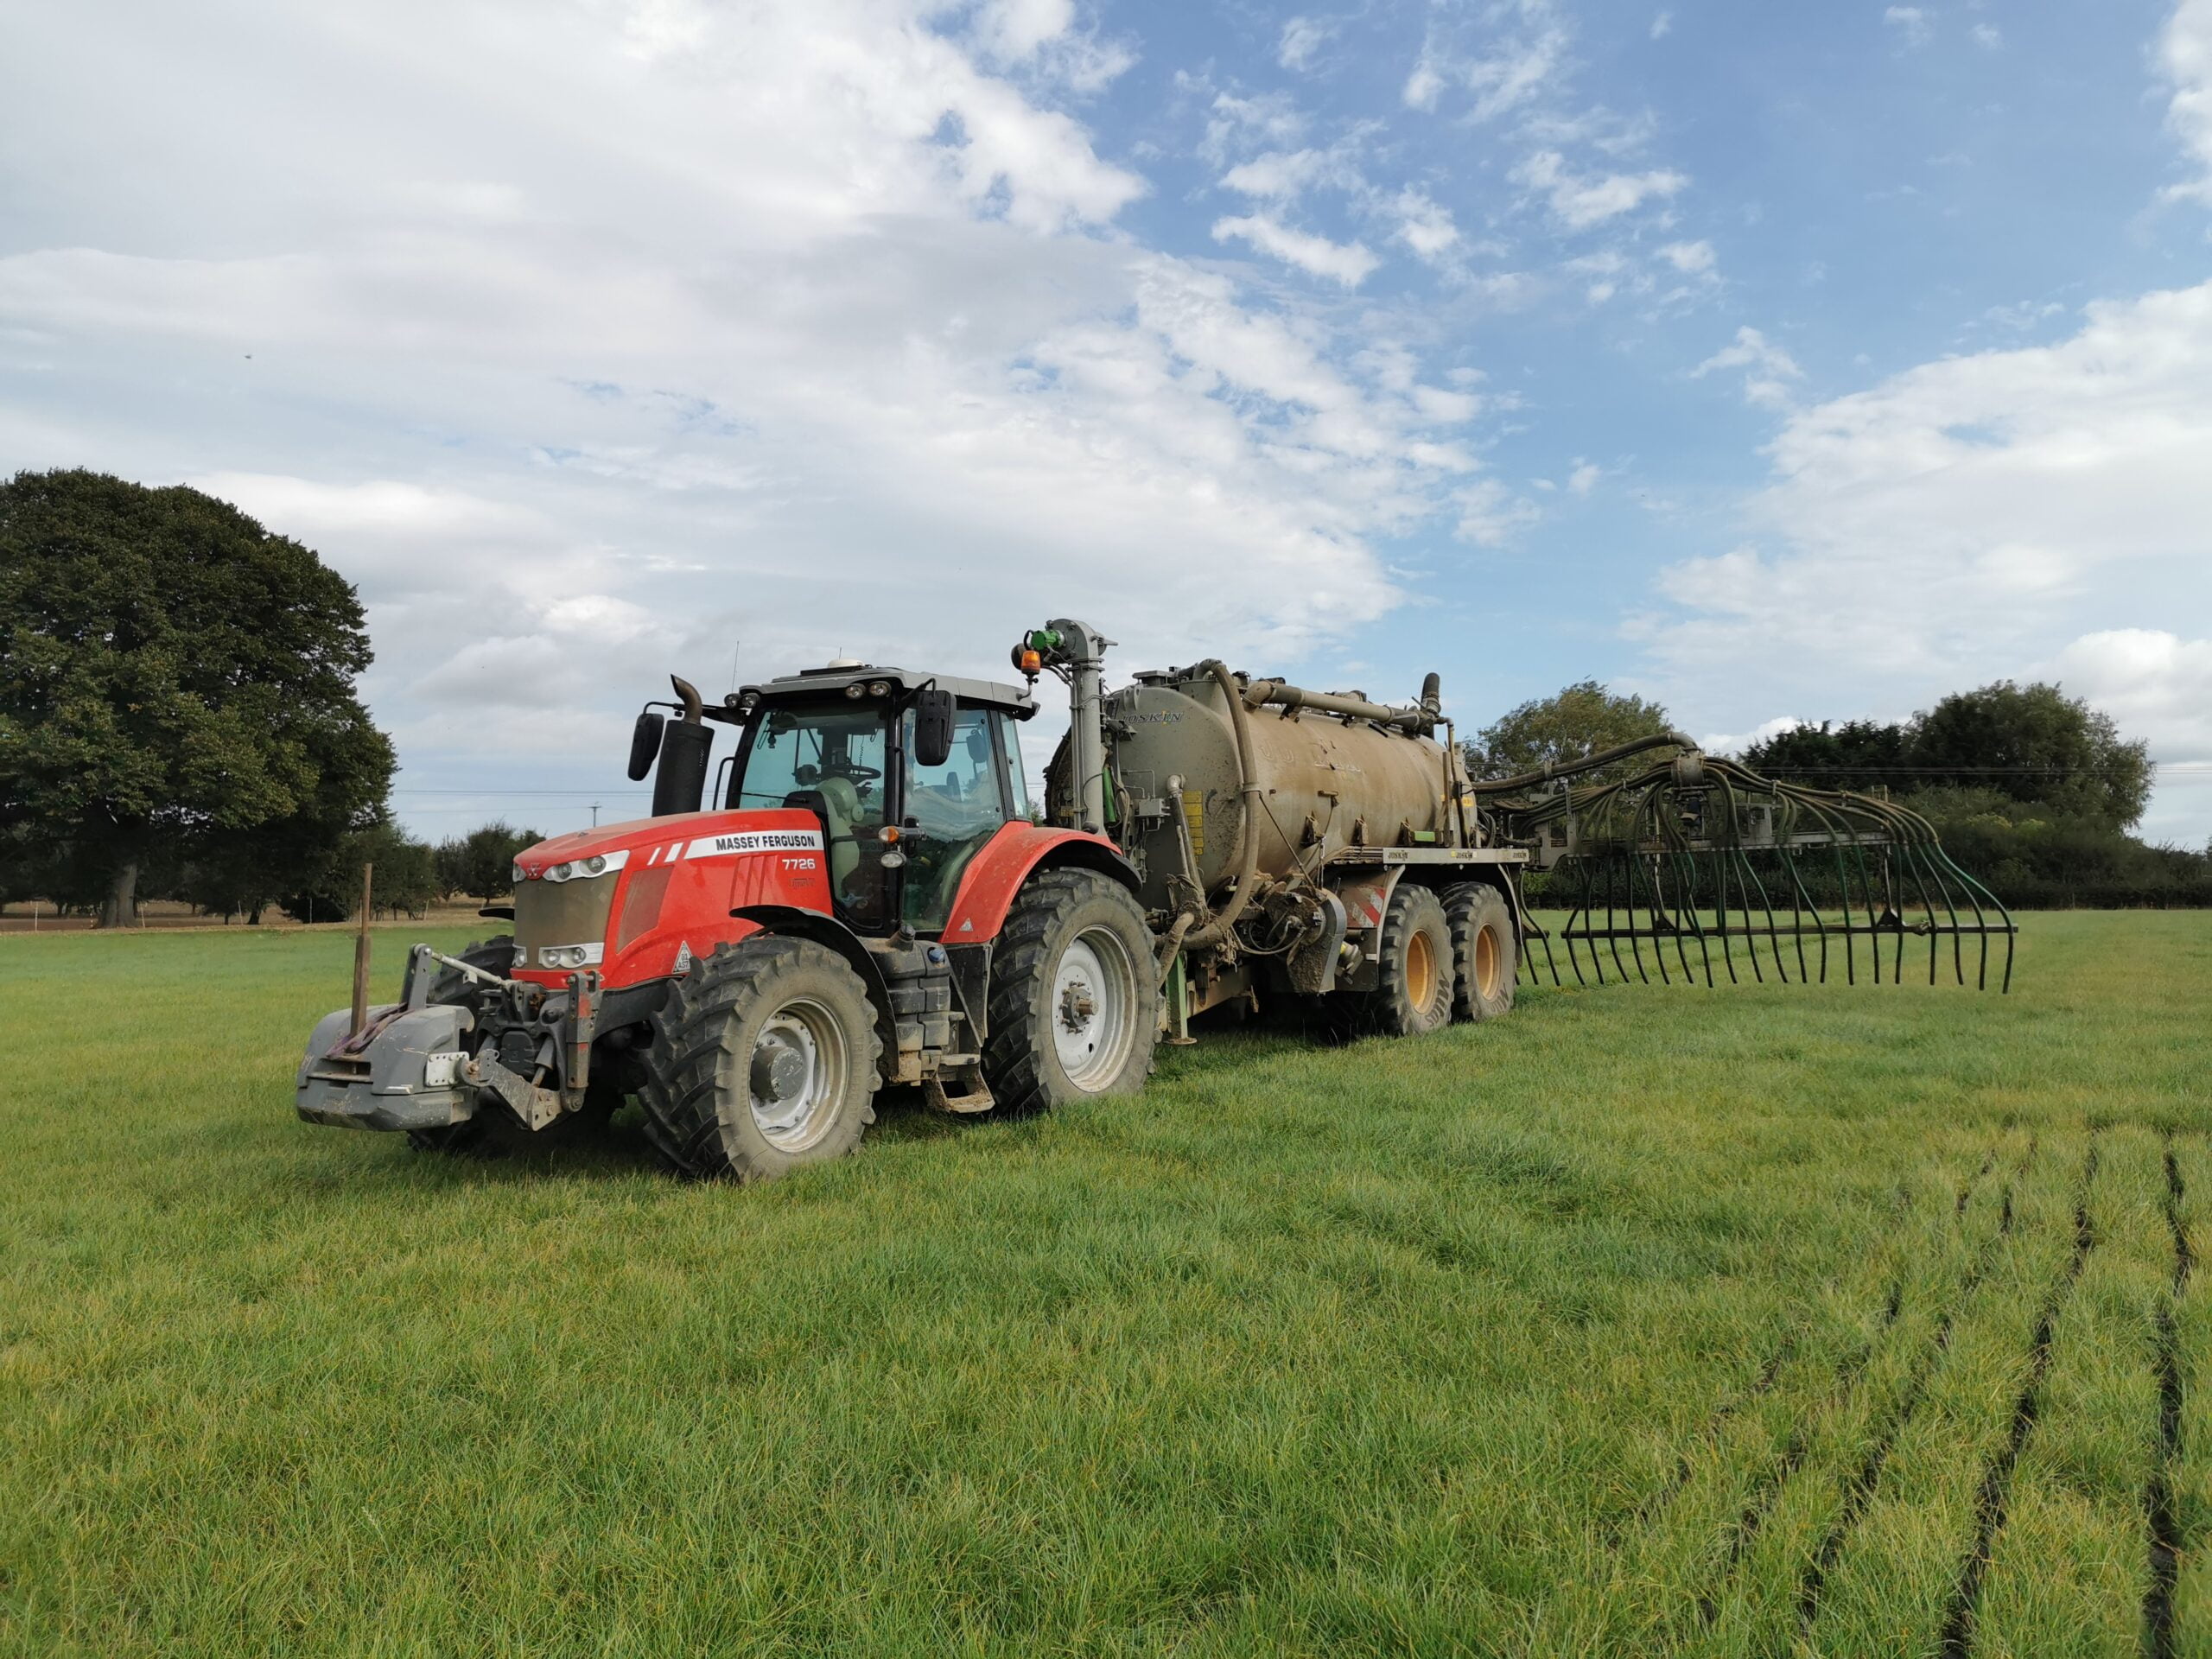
2161 0 2212 202
1972 22 2002 49
1701 715 1802 754
1277 16 1333 72
1643 283 2212 829
0 0 1526 817
1692 325 1804 407
1515 149 1688 229
1650 11 1673 40
1567 460 1602 493
1211 213 1381 286
1454 478 1542 544
1405 3 1570 122
1219 149 1332 200
1884 6 1932 48
1392 188 1461 261
1658 238 1717 275
2051 630 2212 762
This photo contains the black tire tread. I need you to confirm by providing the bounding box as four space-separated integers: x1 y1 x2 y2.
982 868 1154 1118
1442 881 1517 1023
635 935 882 1179
1351 881 1453 1038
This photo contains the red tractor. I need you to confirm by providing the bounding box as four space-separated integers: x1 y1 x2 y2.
299 639 1168 1179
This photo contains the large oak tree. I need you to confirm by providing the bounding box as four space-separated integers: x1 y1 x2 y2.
0 469 393 925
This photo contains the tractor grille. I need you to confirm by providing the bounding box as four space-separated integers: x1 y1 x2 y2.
512 874 619 969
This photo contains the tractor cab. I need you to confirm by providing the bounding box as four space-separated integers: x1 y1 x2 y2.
722 664 1039 939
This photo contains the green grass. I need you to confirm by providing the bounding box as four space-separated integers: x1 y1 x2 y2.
1 912 2206 1656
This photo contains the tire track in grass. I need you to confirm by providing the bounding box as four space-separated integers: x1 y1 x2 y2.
1934 1134 2101 1659
1605 1165 1970 1554
1791 1174 2023 1634
1694 1143 2006 1625
2144 1131 2193 1659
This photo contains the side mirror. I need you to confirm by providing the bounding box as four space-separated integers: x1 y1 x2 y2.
914 688 957 770
626 710 666 781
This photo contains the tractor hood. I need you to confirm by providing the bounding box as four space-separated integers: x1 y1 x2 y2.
510 808 833 988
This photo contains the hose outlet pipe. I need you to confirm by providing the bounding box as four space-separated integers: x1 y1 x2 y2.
1043 617 1114 835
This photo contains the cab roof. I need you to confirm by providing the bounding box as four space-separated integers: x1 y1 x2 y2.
730 664 1039 719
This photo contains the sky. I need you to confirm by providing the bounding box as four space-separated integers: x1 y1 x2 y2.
3 0 2209 842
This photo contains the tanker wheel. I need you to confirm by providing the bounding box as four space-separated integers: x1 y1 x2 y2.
1351 882 1454 1038
1443 882 1517 1023
983 868 1158 1117
636 935 881 1181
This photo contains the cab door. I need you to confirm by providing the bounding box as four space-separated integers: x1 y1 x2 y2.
900 708 1014 932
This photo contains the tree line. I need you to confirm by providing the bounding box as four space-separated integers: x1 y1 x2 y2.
7 468 2200 920
0 468 539 924
1472 678 2207 907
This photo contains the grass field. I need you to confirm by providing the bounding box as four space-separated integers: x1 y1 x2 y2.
2 912 2207 1656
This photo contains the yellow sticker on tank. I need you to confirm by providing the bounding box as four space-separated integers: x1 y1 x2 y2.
1182 791 1205 858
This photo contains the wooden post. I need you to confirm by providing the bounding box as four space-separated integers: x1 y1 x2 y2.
350 863 374 1034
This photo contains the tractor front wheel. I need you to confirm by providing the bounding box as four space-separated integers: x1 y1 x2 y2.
983 868 1157 1116
638 935 882 1180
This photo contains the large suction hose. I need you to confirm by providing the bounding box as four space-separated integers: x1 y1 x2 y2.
1471 729 1699 794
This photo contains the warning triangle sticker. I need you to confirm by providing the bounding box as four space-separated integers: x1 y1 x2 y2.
674 940 694 973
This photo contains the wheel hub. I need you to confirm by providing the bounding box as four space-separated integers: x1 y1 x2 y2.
1058 981 1097 1032
1050 928 1135 1092
752 1042 810 1103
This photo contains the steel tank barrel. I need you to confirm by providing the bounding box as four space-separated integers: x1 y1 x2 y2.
1079 666 1464 913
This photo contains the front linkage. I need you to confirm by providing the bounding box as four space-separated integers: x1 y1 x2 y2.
296 944 632 1137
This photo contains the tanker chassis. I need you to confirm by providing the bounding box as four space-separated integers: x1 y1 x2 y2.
296 619 1527 1179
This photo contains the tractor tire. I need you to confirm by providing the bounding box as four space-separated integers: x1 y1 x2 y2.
1350 882 1454 1038
982 868 1157 1117
1444 882 1516 1023
636 935 882 1181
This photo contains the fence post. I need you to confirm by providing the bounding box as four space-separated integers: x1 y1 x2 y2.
350 864 375 1034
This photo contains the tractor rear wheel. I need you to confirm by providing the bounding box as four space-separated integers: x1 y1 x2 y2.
637 935 882 1180
1351 882 1454 1038
983 868 1157 1116
1444 882 1516 1022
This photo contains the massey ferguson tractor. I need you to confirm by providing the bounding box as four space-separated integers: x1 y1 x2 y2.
297 619 2012 1179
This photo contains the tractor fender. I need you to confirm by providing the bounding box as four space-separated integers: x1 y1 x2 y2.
727 904 899 1056
939 823 1139 945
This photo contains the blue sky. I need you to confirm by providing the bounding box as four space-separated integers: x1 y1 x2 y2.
4 0 2209 839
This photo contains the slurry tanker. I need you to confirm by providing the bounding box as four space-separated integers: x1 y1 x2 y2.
297 619 2011 1179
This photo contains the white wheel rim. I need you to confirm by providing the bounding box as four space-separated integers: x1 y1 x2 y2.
747 996 849 1151
1051 925 1137 1092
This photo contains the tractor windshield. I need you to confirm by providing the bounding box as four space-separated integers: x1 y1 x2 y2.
730 704 890 923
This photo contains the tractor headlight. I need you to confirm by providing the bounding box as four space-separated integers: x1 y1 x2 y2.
537 943 604 969
542 849 628 883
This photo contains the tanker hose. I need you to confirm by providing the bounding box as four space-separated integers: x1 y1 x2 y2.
1179 659 1264 954
1470 729 1698 794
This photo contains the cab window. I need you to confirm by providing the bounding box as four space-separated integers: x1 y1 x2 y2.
731 705 889 921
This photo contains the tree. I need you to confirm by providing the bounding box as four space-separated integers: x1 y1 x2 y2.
1469 679 1675 784
0 470 394 925
277 822 441 923
1909 681 2152 829
1743 718 1912 792
434 822 541 902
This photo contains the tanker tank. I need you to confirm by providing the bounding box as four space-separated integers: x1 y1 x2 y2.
1050 663 1477 917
